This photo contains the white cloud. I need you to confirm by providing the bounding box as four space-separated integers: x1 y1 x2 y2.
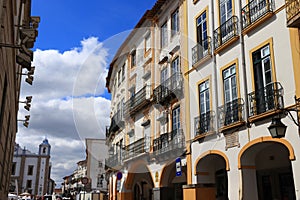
16 37 110 186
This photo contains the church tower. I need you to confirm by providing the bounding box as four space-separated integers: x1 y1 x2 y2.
39 138 51 156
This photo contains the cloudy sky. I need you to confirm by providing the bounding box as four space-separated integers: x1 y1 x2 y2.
16 0 156 186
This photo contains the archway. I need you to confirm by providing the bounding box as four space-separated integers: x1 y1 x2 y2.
159 161 187 200
125 162 154 200
195 152 229 199
239 139 296 200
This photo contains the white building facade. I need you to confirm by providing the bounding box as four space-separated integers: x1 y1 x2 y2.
11 139 52 197
184 0 300 199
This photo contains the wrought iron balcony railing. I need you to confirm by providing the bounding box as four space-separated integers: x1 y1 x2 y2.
286 0 300 27
108 110 125 133
192 37 212 66
123 137 148 160
218 98 245 128
153 72 183 105
214 16 238 50
248 82 284 117
105 153 122 169
242 0 273 30
124 85 151 116
194 111 215 137
153 129 185 156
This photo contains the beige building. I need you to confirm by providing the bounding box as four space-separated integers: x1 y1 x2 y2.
0 0 39 199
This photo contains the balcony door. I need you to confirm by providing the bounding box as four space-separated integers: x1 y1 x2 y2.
252 44 274 114
223 64 238 125
199 80 210 133
172 106 181 144
196 11 208 58
219 0 233 42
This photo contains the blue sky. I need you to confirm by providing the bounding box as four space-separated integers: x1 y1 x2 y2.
16 0 157 187
32 0 157 51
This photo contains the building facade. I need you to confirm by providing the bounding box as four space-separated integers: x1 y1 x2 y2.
85 138 108 193
10 139 52 197
106 0 189 199
184 0 300 199
106 0 300 199
0 0 39 198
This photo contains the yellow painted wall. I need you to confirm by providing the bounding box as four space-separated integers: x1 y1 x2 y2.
289 29 300 98
183 187 216 200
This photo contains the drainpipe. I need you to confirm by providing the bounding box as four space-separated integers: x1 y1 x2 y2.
238 0 250 136
211 0 219 134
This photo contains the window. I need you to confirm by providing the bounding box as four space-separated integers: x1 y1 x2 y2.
97 174 104 188
12 162 16 175
171 57 180 75
121 64 125 81
131 50 136 68
161 22 168 47
161 68 168 84
145 34 151 52
172 106 181 131
252 44 274 114
118 69 122 86
43 147 46 154
219 0 233 24
28 165 34 175
223 64 238 125
26 180 32 188
171 9 179 36
196 11 208 51
198 80 211 133
98 161 103 168
223 65 237 104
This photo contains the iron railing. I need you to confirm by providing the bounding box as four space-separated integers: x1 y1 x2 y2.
123 138 147 160
192 36 212 66
242 0 273 29
108 110 124 133
153 129 185 156
286 0 300 27
194 111 215 137
218 98 245 128
105 153 122 168
248 82 284 117
214 16 239 49
153 72 183 105
124 85 151 116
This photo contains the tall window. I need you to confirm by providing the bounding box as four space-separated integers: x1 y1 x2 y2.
220 0 233 24
252 44 273 114
145 34 151 52
198 80 211 133
171 9 179 36
223 65 238 125
223 65 237 104
131 50 136 68
28 165 34 175
171 57 180 75
98 161 103 168
26 180 32 188
11 162 16 175
121 64 125 81
161 22 168 47
161 67 168 84
117 69 121 86
172 106 181 131
199 80 210 115
196 11 208 50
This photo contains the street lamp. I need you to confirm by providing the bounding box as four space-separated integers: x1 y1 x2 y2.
268 97 300 138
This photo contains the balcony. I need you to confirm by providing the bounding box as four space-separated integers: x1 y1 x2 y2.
123 137 148 161
124 85 151 116
194 111 215 139
214 16 239 53
242 0 273 33
218 98 245 132
192 37 212 67
108 110 125 133
105 153 122 169
153 129 185 159
248 82 284 120
286 0 300 27
153 72 183 106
